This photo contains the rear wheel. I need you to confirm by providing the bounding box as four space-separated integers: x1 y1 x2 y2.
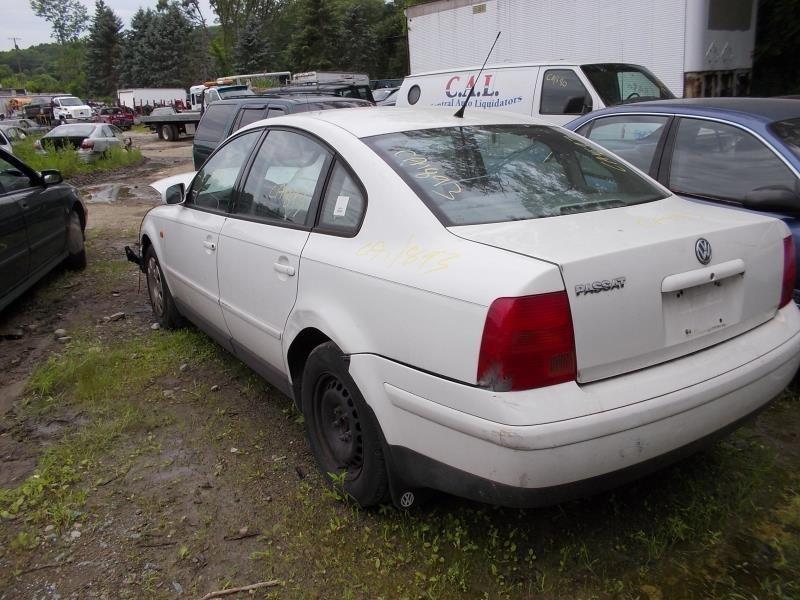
64 210 86 270
302 342 389 507
144 246 183 328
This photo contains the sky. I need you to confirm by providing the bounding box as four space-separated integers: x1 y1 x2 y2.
1 0 215 51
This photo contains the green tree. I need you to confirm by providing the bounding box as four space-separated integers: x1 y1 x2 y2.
85 0 123 97
337 3 378 76
288 0 341 71
29 0 88 45
234 15 273 73
753 0 800 95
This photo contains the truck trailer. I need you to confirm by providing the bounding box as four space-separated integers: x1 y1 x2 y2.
405 0 758 97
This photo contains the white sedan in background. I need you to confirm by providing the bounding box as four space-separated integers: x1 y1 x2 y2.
128 108 800 508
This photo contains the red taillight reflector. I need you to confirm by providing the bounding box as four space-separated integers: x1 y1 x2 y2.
80 139 93 149
477 291 577 392
781 235 796 308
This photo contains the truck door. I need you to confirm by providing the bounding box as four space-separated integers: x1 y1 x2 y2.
533 67 598 126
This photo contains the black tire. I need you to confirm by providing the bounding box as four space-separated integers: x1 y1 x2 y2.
301 342 389 507
159 125 170 141
144 246 183 329
64 210 86 270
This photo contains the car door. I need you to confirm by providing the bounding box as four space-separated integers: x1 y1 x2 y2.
575 114 673 176
10 153 67 275
162 129 261 338
217 128 333 374
231 104 268 134
0 153 32 302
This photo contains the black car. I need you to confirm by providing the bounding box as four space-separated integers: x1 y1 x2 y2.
0 147 87 312
192 94 372 169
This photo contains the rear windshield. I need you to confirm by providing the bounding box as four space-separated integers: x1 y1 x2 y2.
366 125 667 226
581 64 674 106
196 103 234 141
47 124 96 137
770 118 800 159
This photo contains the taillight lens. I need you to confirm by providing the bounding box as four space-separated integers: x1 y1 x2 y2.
80 138 94 149
477 291 577 392
781 235 796 308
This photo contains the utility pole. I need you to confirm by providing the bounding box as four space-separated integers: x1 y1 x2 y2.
8 37 23 75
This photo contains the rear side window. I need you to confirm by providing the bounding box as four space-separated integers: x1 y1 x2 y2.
540 70 591 115
669 118 796 203
367 124 666 226
317 162 366 234
236 108 267 130
195 104 233 141
266 106 286 118
583 115 670 173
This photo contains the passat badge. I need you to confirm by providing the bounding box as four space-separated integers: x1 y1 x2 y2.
695 238 712 265
575 277 626 296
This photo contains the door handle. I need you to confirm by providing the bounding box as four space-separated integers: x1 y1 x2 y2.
203 240 217 251
273 263 296 276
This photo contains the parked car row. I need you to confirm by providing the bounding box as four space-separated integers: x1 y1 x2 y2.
127 105 800 510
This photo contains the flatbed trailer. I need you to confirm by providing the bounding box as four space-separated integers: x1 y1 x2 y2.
138 112 202 141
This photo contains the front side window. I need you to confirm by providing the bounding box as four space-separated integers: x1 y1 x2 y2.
236 108 266 131
541 69 591 115
581 64 673 106
366 125 667 226
187 130 260 211
0 156 33 194
669 118 797 203
582 115 670 172
235 130 330 225
266 106 286 118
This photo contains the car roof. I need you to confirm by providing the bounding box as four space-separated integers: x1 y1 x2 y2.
578 98 800 125
407 60 644 78
248 106 546 138
216 94 369 106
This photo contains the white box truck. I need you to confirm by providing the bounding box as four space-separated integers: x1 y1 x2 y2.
405 0 757 98
117 88 187 110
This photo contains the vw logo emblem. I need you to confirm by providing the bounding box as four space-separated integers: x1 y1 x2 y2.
400 491 415 508
695 238 712 265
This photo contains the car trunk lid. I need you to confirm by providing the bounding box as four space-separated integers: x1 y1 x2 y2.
43 136 87 150
450 196 787 383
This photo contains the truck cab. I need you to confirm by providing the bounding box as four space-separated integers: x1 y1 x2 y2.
396 62 675 126
51 96 93 123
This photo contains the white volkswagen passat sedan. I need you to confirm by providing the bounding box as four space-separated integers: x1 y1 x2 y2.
127 108 800 508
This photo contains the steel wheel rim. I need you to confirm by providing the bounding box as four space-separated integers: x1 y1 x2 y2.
314 373 364 477
147 256 165 316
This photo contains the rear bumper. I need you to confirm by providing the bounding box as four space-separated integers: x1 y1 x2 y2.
347 304 800 506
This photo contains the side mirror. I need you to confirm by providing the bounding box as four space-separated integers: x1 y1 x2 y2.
742 185 800 217
165 183 184 204
41 169 63 185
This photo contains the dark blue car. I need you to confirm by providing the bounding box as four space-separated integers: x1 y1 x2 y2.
566 98 800 298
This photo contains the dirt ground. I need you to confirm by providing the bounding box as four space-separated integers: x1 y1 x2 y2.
1 132 799 600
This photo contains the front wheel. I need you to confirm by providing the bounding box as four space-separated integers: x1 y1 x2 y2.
302 342 389 507
64 210 86 270
144 246 183 329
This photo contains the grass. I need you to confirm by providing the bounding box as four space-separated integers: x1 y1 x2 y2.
12 137 143 179
2 314 799 597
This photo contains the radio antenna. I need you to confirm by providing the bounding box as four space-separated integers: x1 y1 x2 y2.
454 31 501 119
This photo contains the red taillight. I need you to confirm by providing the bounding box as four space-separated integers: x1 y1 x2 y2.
80 139 93 149
477 291 577 392
781 235 796 308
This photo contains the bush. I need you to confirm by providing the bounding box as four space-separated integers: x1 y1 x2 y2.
12 137 143 179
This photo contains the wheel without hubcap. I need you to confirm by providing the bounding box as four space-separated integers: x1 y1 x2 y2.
302 342 389 507
144 247 183 328
64 210 86 270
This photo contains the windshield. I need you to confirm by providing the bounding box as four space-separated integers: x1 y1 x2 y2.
366 125 667 226
581 64 674 106
58 97 84 106
770 118 800 159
